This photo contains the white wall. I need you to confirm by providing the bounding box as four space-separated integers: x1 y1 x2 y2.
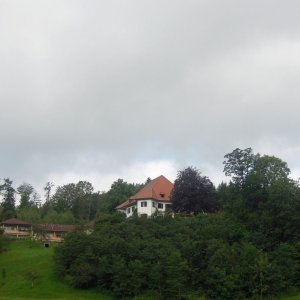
119 200 172 218
136 199 155 217
125 205 137 217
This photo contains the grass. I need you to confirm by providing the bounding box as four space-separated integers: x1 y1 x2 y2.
0 240 111 300
278 295 300 300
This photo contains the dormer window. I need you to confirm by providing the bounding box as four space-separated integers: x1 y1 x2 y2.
160 193 165 198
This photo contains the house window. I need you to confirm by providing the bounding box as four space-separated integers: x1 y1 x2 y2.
158 203 164 209
141 201 147 207
152 201 156 207
127 207 131 214
165 204 172 210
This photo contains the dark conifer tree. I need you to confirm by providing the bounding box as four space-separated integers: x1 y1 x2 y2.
0 178 16 219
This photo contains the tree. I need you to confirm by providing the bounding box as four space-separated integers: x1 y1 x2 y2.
49 181 94 218
246 155 290 189
242 155 291 210
50 183 77 213
223 148 260 188
171 167 218 214
32 192 41 207
17 183 34 208
17 206 42 224
0 178 16 219
44 182 54 203
222 149 300 244
100 179 143 213
25 269 39 288
75 181 94 196
72 181 95 220
43 209 75 224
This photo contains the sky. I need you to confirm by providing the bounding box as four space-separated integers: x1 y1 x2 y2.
1 0 300 199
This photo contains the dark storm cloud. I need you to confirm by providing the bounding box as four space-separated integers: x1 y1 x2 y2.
1 0 300 193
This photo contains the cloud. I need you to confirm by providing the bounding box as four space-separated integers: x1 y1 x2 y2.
44 159 179 193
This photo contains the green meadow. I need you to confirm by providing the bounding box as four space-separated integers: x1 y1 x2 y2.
0 240 299 300
0 240 111 300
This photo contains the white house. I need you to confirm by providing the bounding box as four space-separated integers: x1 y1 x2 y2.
116 175 173 218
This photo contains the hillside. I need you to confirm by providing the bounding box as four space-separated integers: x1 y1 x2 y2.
0 240 111 300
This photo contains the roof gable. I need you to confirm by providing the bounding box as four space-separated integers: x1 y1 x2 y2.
130 175 173 201
1 218 31 226
116 175 173 209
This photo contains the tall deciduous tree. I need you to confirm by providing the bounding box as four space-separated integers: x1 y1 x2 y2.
32 191 41 207
223 148 260 188
44 182 54 203
171 167 218 214
17 183 34 208
247 155 290 188
100 179 143 213
50 183 77 213
72 181 95 220
45 181 95 220
222 149 300 244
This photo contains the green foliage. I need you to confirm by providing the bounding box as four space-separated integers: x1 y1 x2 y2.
221 148 300 246
0 178 16 219
43 181 100 221
17 206 42 224
99 179 143 213
55 214 298 299
50 183 77 213
223 147 260 188
0 240 111 299
42 209 75 224
204 240 272 299
17 183 34 209
44 181 54 203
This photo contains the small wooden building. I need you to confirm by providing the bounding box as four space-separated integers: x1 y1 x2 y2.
38 224 75 243
0 218 33 238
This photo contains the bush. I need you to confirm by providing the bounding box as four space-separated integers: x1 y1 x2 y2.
55 214 298 299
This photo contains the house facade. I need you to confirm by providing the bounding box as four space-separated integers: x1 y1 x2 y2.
116 175 173 218
0 218 32 238
38 224 75 243
0 218 75 242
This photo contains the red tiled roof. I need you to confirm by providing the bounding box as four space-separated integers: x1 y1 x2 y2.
116 175 173 209
116 199 131 209
1 218 31 226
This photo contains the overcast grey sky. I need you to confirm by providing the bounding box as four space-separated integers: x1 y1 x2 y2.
1 0 300 197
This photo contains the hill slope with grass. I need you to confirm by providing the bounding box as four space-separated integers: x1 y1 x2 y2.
0 240 111 300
